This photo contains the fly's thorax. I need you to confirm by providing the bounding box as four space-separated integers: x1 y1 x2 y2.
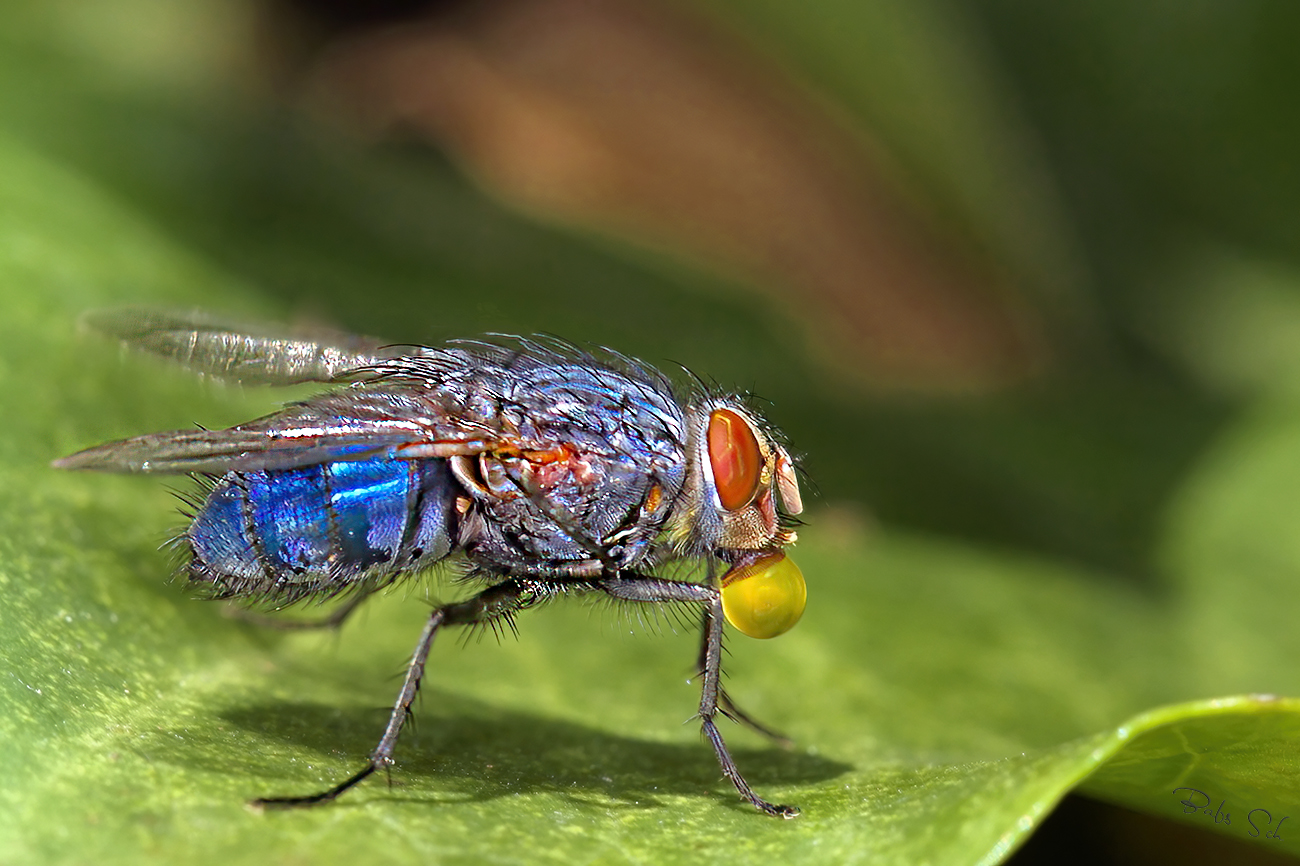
666 399 802 557
451 443 687 574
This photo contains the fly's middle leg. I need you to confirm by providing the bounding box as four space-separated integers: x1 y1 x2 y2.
601 575 799 818
251 578 541 809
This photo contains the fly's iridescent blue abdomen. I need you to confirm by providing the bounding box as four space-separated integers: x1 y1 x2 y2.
187 458 458 600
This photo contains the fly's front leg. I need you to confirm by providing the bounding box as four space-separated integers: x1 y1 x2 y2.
697 594 799 818
252 578 540 809
717 686 793 747
716 690 792 747
688 610 792 747
601 576 798 818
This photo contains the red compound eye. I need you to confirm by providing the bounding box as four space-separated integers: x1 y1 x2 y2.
707 408 763 511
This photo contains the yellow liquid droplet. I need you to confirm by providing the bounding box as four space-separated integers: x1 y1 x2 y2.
720 552 806 639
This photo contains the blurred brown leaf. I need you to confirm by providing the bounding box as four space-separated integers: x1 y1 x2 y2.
272 0 1046 392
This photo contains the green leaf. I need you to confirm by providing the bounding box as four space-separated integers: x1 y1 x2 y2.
4 134 1300 864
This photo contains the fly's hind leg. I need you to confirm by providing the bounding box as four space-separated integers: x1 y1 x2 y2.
602 575 799 818
251 578 544 808
224 589 374 632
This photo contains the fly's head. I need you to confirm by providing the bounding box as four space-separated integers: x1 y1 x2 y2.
669 398 806 639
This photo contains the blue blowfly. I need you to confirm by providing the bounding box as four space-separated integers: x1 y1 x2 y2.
55 309 808 817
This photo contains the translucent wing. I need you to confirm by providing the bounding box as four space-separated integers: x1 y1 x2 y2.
60 311 686 478
83 308 425 385
53 390 493 475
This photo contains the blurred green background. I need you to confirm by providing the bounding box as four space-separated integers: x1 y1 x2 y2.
5 1 1300 863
